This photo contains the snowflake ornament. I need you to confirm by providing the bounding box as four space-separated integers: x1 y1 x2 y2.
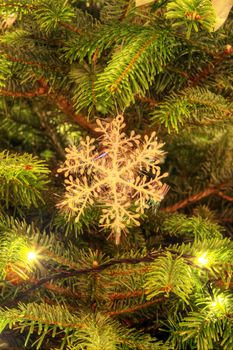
58 115 168 244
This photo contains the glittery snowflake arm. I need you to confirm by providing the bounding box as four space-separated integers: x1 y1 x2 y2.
58 175 106 221
58 136 108 177
58 115 168 244
57 136 96 177
122 132 166 176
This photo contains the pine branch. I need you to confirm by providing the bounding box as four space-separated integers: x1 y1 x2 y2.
1 248 212 308
0 87 46 98
100 0 134 23
37 78 99 135
16 311 84 329
1 51 61 70
58 20 82 34
187 47 233 88
0 151 49 209
161 185 227 212
0 252 161 307
94 28 178 110
136 94 159 106
109 289 144 300
217 191 233 202
0 79 98 135
0 3 34 11
107 297 166 316
151 87 233 132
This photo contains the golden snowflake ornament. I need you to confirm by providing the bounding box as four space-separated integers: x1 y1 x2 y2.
58 115 168 244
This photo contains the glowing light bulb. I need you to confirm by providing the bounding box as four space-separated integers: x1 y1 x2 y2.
27 251 37 261
211 295 225 308
197 254 209 266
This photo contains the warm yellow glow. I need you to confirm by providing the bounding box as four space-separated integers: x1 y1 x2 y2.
197 254 209 266
58 115 168 244
211 295 225 308
27 251 37 261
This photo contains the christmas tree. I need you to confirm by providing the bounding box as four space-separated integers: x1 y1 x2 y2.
0 0 232 349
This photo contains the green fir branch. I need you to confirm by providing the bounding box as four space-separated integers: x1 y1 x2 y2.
162 214 224 241
144 252 194 303
0 54 12 88
94 28 178 111
33 0 75 34
100 0 135 23
0 151 50 209
166 0 216 39
151 87 233 132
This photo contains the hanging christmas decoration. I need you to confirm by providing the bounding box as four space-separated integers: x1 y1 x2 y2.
212 0 233 30
135 0 233 31
135 0 153 6
58 115 168 244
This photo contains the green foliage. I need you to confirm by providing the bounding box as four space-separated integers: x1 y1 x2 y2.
0 0 232 349
0 1 33 17
166 293 233 350
166 0 216 38
33 0 75 33
69 64 100 115
54 207 100 237
0 217 33 279
0 303 170 350
168 236 233 286
0 302 79 349
63 23 139 63
176 293 233 350
200 127 233 185
94 28 178 111
0 151 50 209
0 54 12 87
144 252 194 303
151 87 233 132
100 0 135 23
67 312 170 350
162 214 224 241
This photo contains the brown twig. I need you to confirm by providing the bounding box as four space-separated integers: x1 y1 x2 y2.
217 192 233 203
59 21 82 35
0 87 46 98
109 290 144 300
218 217 233 223
0 78 99 135
0 253 160 308
1 249 227 310
161 184 233 213
136 95 159 106
1 52 61 70
161 186 226 213
107 297 166 316
37 78 99 135
187 48 233 88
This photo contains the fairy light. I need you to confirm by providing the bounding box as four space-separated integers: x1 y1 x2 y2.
197 253 209 266
27 251 37 261
211 295 225 308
